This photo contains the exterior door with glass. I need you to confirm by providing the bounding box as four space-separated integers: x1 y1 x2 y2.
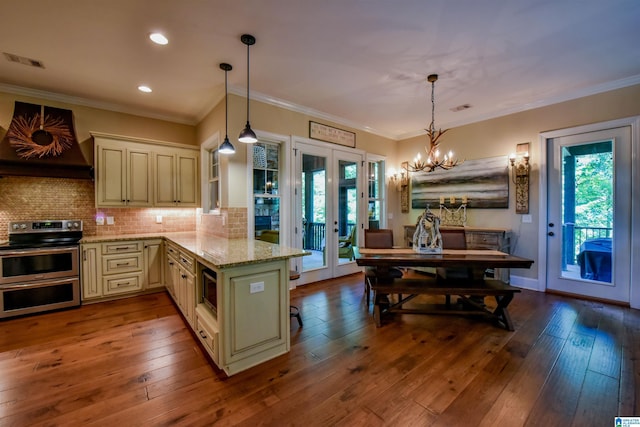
546 126 631 302
293 139 363 285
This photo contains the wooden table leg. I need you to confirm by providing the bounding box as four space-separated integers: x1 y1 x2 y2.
493 293 515 331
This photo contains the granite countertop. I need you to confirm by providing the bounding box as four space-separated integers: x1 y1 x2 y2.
81 232 309 269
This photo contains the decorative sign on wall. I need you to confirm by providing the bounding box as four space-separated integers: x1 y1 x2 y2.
400 161 410 213
309 121 356 148
410 155 509 209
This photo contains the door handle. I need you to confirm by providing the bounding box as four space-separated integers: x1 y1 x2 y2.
548 231 555 236
334 229 339 233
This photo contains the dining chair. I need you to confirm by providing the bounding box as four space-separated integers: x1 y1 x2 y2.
437 228 472 280
363 229 403 307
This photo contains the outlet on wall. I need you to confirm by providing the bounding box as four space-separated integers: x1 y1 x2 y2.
250 281 265 294
156 215 162 224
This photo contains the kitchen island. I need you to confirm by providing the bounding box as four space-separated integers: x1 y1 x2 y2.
80 232 308 376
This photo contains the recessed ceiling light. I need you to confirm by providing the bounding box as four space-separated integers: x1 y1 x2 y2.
138 85 152 93
149 32 168 45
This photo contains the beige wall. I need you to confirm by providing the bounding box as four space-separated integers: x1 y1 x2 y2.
196 93 397 208
394 84 640 280
0 91 197 146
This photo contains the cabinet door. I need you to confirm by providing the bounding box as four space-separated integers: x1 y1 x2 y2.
96 145 125 206
81 244 101 300
184 269 196 327
176 153 199 206
154 153 177 206
126 149 152 206
144 240 164 289
165 254 179 299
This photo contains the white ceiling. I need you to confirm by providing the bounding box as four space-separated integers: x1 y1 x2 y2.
1 0 639 140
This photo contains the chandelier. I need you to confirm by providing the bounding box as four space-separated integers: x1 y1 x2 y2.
406 74 461 173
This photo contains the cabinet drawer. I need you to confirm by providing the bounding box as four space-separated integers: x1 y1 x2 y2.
468 232 500 249
102 241 143 254
103 272 143 295
166 243 180 259
102 253 143 275
178 251 195 273
196 308 219 363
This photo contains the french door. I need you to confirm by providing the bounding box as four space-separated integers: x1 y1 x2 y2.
546 126 631 302
292 138 364 285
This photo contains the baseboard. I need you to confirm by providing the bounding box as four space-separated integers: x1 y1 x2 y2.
509 275 541 292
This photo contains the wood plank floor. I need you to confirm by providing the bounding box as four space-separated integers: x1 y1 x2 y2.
0 273 638 426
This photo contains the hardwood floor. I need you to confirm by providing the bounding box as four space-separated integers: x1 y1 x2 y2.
0 274 638 426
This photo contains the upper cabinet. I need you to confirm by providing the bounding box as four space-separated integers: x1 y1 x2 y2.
96 142 152 207
154 150 199 207
93 133 199 208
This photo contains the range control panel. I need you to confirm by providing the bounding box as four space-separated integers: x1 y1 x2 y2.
9 220 83 233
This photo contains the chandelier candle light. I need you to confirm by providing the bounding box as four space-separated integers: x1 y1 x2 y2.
407 74 461 173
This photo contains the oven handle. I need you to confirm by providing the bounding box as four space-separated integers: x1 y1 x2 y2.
0 276 79 290
0 246 79 257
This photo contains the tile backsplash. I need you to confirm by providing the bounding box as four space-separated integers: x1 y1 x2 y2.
0 176 247 240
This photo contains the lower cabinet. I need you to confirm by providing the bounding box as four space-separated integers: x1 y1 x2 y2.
164 242 196 328
81 243 101 299
82 237 290 377
194 259 289 376
80 239 165 302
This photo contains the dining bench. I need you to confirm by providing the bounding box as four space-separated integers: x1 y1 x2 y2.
370 276 521 330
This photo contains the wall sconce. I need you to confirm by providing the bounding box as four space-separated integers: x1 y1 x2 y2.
388 162 410 213
387 167 408 192
509 142 530 214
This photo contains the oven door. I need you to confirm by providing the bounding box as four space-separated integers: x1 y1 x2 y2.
0 246 79 285
0 277 80 318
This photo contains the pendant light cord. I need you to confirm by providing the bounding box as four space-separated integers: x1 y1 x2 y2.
225 69 229 137
246 42 250 122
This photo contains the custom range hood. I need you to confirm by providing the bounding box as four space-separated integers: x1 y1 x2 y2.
0 101 93 179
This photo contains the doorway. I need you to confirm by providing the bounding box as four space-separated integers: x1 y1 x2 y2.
292 138 364 285
545 125 632 303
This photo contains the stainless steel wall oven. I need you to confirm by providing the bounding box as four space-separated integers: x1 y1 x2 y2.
0 220 82 319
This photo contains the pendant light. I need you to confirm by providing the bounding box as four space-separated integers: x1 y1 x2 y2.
238 34 257 143
219 63 235 154
406 74 461 173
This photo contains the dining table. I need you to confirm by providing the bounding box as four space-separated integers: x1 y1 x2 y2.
354 247 535 330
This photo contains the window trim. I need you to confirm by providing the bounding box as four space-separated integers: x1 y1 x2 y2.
200 132 221 214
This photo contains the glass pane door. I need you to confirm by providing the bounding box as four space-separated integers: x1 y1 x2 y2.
547 126 631 302
301 152 328 273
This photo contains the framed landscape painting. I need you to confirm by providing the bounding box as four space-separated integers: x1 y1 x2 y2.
410 155 509 209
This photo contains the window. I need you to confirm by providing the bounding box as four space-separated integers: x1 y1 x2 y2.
208 148 220 212
367 157 386 229
253 142 281 241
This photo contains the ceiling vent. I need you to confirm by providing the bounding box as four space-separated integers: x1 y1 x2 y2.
450 104 471 112
3 52 45 68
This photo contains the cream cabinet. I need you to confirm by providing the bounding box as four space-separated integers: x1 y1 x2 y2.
144 239 164 289
195 259 289 376
80 239 164 302
92 133 199 208
164 242 196 327
154 151 199 207
81 243 101 300
101 241 144 296
95 142 152 207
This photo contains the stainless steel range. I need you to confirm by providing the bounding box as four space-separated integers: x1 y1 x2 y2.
0 220 82 319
